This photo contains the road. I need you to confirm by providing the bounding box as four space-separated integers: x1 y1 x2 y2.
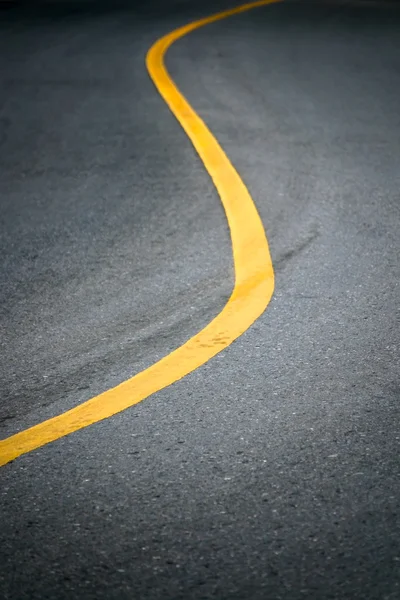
0 0 399 598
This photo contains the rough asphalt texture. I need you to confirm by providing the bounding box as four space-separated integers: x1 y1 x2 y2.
0 0 399 598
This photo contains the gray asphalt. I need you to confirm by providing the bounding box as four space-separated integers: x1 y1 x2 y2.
0 0 399 598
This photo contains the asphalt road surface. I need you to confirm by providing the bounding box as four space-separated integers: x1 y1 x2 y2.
1 0 399 598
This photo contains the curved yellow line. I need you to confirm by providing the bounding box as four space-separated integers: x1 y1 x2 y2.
0 0 276 468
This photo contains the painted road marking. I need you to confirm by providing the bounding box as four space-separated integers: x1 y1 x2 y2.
0 0 277 468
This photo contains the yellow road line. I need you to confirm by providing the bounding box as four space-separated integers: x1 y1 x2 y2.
0 0 277 468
